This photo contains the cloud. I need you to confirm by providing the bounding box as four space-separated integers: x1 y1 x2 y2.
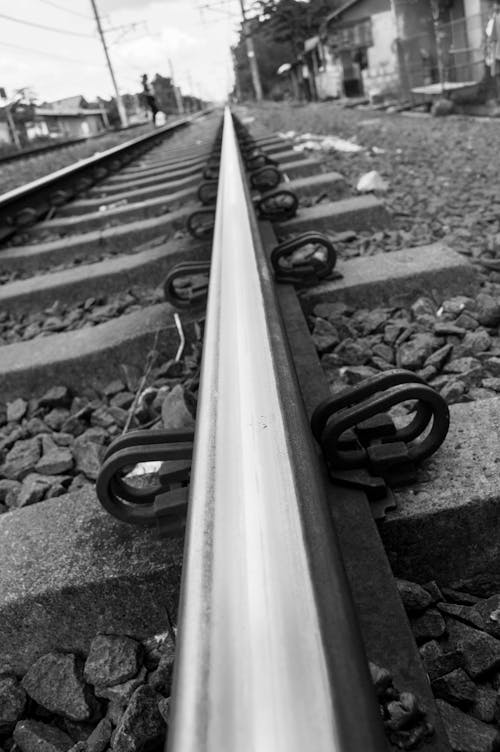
1 0 236 102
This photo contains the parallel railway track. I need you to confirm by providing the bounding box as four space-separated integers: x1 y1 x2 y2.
1 102 500 752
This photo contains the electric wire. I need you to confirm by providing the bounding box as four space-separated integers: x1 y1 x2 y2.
37 0 93 20
0 39 99 66
0 11 95 38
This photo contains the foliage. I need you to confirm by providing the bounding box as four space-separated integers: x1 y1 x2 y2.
233 0 340 99
254 0 340 54
233 19 295 99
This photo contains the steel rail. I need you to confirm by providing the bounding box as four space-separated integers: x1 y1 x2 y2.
0 109 213 235
167 107 387 751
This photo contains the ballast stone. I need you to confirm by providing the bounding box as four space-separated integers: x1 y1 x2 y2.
437 700 500 752
86 717 112 752
446 621 500 679
0 675 26 731
472 687 499 724
431 669 477 708
112 686 165 752
13 719 74 752
95 666 147 705
22 652 95 722
84 634 142 688
395 578 433 612
1 438 41 481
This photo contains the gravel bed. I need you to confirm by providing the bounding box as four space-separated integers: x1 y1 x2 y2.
0 340 202 513
248 102 500 263
0 630 174 752
0 124 156 195
311 285 500 406
0 287 171 345
397 577 500 752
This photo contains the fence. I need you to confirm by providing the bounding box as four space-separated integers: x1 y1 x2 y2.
398 11 489 93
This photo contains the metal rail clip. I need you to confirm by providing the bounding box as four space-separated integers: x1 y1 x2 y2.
311 369 450 518
246 151 278 171
202 164 219 181
271 231 339 285
163 261 210 308
96 429 194 535
256 189 298 221
197 180 218 206
187 208 216 240
250 165 282 192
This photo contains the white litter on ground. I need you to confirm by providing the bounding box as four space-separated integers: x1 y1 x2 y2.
356 170 389 192
289 132 364 153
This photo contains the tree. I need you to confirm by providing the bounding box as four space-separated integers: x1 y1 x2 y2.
255 0 340 56
232 0 340 99
233 17 296 99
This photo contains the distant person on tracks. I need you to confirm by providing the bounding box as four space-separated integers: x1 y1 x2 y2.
485 1 500 103
141 74 159 126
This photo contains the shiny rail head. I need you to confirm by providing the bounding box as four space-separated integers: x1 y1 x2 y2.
167 106 387 752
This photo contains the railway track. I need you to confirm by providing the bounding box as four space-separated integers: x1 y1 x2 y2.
1 102 500 752
0 119 152 166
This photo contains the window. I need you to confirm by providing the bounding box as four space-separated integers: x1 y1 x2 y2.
328 18 373 51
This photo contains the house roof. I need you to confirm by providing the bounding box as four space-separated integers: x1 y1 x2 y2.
323 0 361 26
43 95 86 112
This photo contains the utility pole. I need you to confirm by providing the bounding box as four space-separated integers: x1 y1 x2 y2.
169 58 185 114
89 0 128 127
238 0 263 101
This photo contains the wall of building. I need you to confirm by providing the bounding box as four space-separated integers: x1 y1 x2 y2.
462 0 488 81
390 0 434 40
49 114 104 139
362 9 399 97
316 46 343 98
0 122 11 144
324 0 399 100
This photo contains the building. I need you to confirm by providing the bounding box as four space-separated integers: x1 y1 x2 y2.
298 0 492 104
320 0 400 101
303 36 343 99
391 0 490 99
35 95 108 139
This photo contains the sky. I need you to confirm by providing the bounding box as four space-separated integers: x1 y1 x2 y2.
0 0 242 104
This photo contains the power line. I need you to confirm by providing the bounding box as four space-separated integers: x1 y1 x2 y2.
37 0 92 20
0 39 98 65
0 11 95 38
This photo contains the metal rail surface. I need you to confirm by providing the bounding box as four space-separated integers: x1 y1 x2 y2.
167 108 387 751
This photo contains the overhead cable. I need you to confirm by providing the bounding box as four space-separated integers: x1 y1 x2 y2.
0 11 95 38
38 0 93 20
0 39 98 65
